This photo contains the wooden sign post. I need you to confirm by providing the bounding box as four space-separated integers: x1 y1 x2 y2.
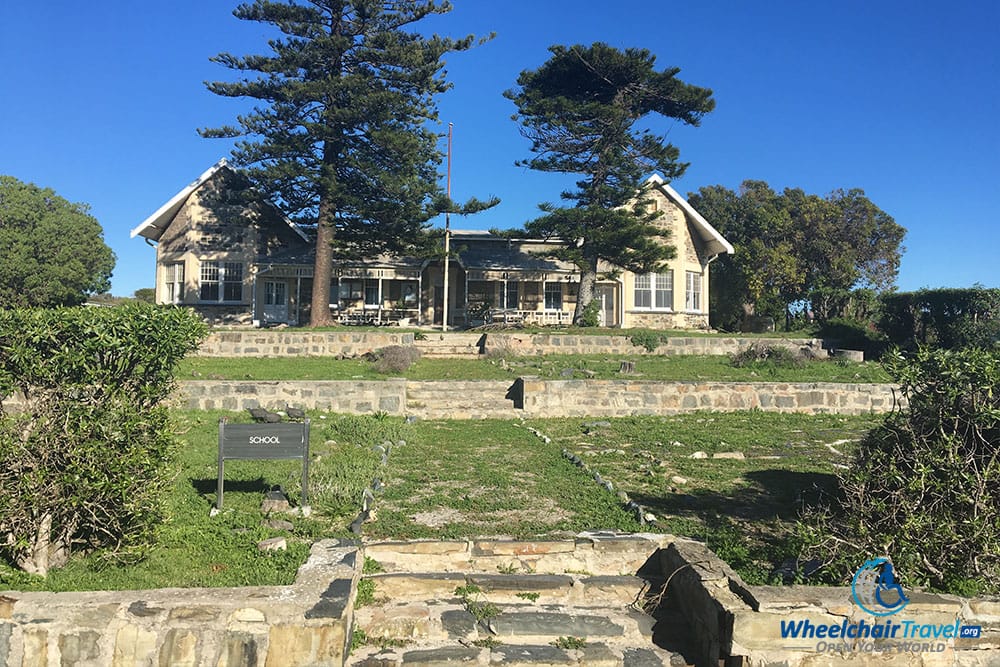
216 418 310 510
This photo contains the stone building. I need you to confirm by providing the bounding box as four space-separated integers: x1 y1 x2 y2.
131 160 732 328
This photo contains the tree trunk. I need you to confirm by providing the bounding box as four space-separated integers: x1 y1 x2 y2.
310 144 338 327
16 512 68 577
572 255 599 325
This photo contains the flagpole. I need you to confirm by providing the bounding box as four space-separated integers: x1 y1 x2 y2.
442 122 453 331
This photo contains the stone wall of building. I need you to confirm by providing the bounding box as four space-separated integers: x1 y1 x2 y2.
0 540 359 667
661 538 1000 666
486 333 826 357
195 331 415 357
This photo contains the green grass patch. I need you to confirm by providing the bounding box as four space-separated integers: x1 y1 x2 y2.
0 411 403 592
178 354 889 383
366 420 642 540
528 413 883 584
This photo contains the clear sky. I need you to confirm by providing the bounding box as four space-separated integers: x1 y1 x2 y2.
2 1 997 297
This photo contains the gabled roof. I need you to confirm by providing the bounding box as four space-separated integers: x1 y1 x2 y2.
644 174 734 257
129 159 309 243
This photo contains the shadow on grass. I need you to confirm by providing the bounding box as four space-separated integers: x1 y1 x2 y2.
629 469 839 523
190 476 271 500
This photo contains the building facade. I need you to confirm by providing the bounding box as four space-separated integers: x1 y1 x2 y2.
131 161 732 329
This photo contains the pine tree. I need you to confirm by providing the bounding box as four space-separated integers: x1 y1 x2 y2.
202 1 491 325
505 43 714 324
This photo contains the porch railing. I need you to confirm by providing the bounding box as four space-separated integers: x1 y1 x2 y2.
487 309 573 326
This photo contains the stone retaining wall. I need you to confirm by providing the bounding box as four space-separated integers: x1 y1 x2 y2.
177 380 407 414
193 330 828 358
196 331 415 357
0 540 360 667
486 333 826 357
661 539 1000 666
518 379 901 417
173 379 902 418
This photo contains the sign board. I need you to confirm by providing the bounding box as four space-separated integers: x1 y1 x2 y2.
216 418 310 510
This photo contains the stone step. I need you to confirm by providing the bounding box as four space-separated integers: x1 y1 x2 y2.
347 641 689 666
355 601 658 645
362 533 671 577
366 572 653 607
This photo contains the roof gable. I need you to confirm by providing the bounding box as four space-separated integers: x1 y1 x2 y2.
130 159 309 243
644 174 734 257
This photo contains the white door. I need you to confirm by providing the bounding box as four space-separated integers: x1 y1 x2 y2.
263 281 288 323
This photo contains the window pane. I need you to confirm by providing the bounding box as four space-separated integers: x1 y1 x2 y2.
505 282 518 309
654 271 673 309
364 280 379 306
200 283 219 301
634 273 651 308
223 280 242 301
544 283 562 310
686 271 702 310
200 262 219 282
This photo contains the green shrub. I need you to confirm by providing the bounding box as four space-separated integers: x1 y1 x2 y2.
800 347 1000 594
879 287 1000 350
577 300 601 328
730 344 802 368
371 345 421 374
0 304 206 575
628 330 667 353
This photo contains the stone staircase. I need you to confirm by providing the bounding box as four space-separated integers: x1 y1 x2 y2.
347 533 695 666
413 333 486 358
404 380 522 419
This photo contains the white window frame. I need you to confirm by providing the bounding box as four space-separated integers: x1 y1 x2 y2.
544 282 563 310
655 271 673 310
164 262 184 304
685 270 703 312
199 260 243 303
634 271 673 311
634 274 652 309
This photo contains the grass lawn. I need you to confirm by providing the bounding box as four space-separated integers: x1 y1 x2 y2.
0 411 396 592
368 420 642 540
1 410 880 591
177 354 890 383
526 413 882 584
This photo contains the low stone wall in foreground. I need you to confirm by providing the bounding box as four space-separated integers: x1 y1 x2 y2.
0 540 360 667
663 539 1000 666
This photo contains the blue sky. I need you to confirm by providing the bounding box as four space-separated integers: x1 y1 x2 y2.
2 1 997 297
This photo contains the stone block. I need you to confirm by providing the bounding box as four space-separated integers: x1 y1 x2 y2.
471 540 575 557
400 646 481 665
169 607 221 623
492 644 574 665
363 605 432 640
59 630 102 666
113 624 158 667
490 611 625 638
158 629 199 667
366 540 468 556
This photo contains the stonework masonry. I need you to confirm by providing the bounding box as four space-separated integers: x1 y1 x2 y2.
0 540 360 667
192 330 829 358
172 379 903 418
485 333 826 357
661 538 1000 666
195 331 415 357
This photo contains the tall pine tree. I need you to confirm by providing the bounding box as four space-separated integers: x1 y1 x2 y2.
505 43 714 324
202 1 491 325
